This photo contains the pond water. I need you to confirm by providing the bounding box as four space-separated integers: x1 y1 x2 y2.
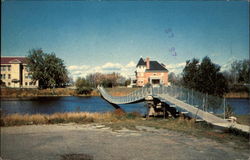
0 96 148 115
0 96 249 115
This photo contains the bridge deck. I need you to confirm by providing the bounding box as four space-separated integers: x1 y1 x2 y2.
98 86 250 133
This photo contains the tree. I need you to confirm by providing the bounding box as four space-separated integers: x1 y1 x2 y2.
229 59 250 84
182 56 228 96
238 59 250 84
75 77 92 94
182 58 200 90
230 60 241 84
86 72 104 88
168 72 176 84
124 78 131 86
26 49 69 88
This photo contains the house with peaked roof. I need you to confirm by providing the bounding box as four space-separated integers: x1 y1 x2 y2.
0 56 38 88
135 57 168 87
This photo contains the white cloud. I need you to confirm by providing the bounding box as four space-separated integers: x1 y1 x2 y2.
68 61 137 80
165 62 186 73
68 61 189 81
125 61 136 68
68 65 90 71
101 62 123 70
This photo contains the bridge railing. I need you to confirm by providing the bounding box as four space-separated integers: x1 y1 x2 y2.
152 85 225 115
98 85 226 116
97 85 153 104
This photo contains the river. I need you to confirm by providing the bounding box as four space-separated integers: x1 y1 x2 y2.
0 97 249 115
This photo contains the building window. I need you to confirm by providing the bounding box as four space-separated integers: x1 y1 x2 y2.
29 82 33 85
25 82 28 86
1 66 6 71
8 74 11 79
25 74 28 79
2 74 6 79
24 66 30 72
8 82 11 86
28 74 32 79
7 65 11 71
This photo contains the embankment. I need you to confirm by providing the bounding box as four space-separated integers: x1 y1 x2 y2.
1 87 248 98
224 92 249 99
0 87 100 97
0 87 137 98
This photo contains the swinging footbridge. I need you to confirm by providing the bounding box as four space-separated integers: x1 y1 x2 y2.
98 85 250 133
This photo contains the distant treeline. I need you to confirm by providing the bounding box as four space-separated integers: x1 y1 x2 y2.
169 56 249 97
75 72 130 94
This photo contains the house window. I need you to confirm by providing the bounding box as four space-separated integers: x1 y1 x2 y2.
25 66 30 72
2 74 6 79
28 74 32 79
25 82 28 86
7 65 11 71
8 74 11 79
1 66 6 71
8 82 11 86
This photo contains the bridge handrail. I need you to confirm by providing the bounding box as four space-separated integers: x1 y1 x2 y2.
98 85 225 113
97 85 152 104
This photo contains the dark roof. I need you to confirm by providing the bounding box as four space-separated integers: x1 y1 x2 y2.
1 57 27 64
146 61 168 72
136 58 146 67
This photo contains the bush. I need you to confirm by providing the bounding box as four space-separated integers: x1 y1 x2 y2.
76 87 93 95
75 77 93 95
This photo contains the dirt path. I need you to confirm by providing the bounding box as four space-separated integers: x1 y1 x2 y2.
1 123 249 160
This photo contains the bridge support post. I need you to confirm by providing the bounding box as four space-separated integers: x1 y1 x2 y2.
145 96 178 118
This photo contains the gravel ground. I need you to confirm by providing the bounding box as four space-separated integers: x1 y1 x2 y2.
1 123 249 160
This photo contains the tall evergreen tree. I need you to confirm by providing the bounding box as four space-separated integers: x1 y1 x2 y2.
182 58 199 90
182 56 228 96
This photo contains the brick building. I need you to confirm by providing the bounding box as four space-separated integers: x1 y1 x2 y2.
0 57 38 88
135 57 168 87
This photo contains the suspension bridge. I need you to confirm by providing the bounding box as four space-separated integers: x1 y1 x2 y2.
98 85 250 133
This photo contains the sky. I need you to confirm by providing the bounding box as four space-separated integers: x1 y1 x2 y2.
1 1 249 80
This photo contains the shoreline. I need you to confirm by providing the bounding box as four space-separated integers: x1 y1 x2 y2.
1 95 249 99
1 111 249 126
1 87 249 98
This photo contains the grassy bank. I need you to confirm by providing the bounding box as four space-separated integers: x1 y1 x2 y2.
1 87 249 98
0 112 113 126
0 88 100 97
0 87 135 97
224 92 249 99
105 87 138 96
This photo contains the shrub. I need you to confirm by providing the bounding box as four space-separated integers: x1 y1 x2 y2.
76 87 93 95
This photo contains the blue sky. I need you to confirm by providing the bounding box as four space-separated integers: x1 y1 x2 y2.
2 1 249 79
